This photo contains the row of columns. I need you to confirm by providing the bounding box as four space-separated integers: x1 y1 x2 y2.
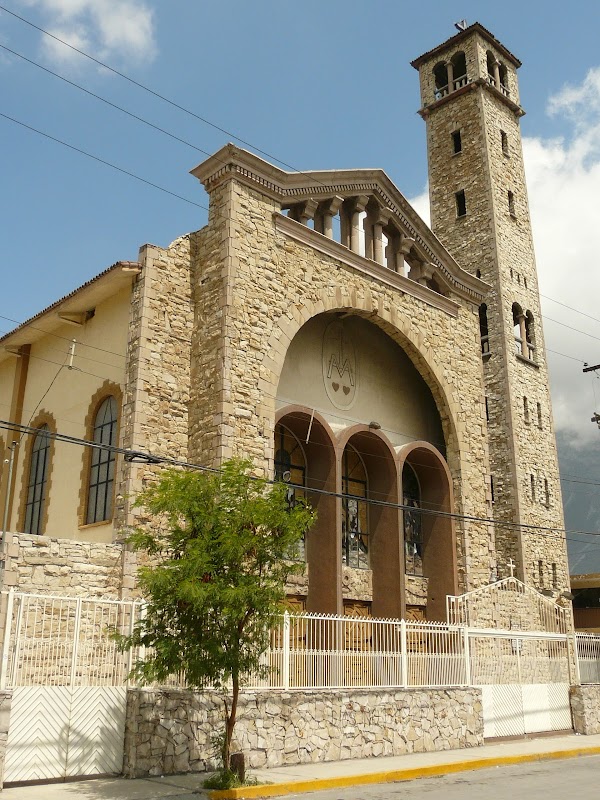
287 196 438 287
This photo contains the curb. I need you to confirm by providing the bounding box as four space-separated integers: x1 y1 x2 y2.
206 745 600 799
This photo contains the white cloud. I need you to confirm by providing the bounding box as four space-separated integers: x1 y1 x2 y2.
409 72 600 445
15 0 155 67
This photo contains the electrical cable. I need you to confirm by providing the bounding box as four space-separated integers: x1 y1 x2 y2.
0 111 208 211
0 418 594 544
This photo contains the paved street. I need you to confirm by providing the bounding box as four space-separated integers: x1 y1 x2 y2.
284 754 600 800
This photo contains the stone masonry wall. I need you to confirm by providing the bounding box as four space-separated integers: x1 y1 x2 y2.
124 687 483 776
418 34 568 590
193 177 494 593
2 532 123 597
570 685 600 735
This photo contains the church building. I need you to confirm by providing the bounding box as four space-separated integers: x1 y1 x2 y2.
0 23 569 623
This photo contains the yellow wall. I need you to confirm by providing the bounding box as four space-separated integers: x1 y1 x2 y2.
7 286 130 542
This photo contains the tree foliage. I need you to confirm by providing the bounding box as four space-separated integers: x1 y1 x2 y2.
119 458 316 773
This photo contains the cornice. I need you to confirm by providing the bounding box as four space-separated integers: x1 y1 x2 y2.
191 145 488 304
418 78 525 119
275 213 464 316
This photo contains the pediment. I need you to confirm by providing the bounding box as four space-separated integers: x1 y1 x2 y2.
191 144 487 303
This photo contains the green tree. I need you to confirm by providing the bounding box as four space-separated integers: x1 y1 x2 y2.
119 459 316 778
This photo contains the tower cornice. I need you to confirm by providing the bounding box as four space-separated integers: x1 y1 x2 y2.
411 22 521 70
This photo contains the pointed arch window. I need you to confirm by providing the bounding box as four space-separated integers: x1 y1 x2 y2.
342 445 369 569
403 462 423 576
86 396 118 524
24 425 51 535
274 422 307 561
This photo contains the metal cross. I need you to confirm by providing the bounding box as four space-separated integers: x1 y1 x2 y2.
507 558 516 578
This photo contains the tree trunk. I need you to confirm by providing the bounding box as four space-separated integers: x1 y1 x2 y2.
223 675 240 772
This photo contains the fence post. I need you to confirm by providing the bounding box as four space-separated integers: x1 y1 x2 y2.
282 611 290 690
400 619 408 688
570 634 581 686
0 590 15 690
70 598 82 688
463 626 472 686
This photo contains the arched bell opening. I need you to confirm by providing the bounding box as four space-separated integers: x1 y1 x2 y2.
339 428 401 619
275 407 339 614
398 442 457 622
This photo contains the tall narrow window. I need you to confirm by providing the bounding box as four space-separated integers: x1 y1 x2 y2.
24 425 51 535
479 304 489 355
538 560 544 588
523 396 530 424
403 463 422 576
342 445 369 569
525 311 536 360
86 396 118 524
490 474 495 504
501 129 509 156
452 130 462 154
508 190 516 217
485 396 490 422
530 473 536 502
544 478 550 508
274 422 307 561
455 189 467 217
552 563 558 589
537 402 543 429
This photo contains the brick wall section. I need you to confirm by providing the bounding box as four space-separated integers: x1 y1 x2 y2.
124 687 483 776
193 177 494 592
417 30 568 590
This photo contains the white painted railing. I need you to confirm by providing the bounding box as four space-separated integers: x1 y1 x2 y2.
576 633 600 684
2 591 599 692
0 590 142 688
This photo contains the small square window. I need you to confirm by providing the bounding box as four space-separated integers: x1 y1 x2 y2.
452 130 462 154
455 189 467 217
501 129 509 156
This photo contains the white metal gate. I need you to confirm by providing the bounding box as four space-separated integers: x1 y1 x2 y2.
5 686 127 782
0 591 141 784
480 684 572 738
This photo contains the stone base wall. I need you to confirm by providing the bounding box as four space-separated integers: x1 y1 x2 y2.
124 687 483 777
570 685 600 735
2 532 124 597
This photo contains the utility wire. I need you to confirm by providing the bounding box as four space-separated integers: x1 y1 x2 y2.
0 111 208 211
0 313 127 359
0 42 215 159
0 418 594 543
541 294 600 327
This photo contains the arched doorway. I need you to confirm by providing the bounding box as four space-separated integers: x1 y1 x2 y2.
399 442 457 621
275 408 339 613
340 429 401 619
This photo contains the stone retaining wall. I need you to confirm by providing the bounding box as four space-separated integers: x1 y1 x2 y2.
570 685 600 735
124 687 483 777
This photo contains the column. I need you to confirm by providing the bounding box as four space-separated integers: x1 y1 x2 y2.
349 195 369 255
492 59 500 90
446 59 454 93
395 235 415 275
318 196 344 239
372 209 392 265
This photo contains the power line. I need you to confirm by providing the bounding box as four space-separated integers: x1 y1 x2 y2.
0 111 208 211
543 315 600 344
0 418 594 544
541 294 600 327
0 42 214 159
0 313 127 359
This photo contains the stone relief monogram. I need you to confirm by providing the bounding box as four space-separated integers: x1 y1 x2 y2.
322 320 358 410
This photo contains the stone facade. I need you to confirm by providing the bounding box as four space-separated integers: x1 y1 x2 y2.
124 687 483 777
412 23 568 591
1 533 123 598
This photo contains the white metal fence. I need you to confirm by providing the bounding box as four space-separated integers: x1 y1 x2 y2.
1 591 600 691
0 590 142 688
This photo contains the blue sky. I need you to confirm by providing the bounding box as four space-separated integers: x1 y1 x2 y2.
2 0 600 450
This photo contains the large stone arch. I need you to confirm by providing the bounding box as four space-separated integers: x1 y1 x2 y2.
261 292 463 477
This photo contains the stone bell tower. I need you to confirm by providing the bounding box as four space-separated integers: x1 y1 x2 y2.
411 23 569 592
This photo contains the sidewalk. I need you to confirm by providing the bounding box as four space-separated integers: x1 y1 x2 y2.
3 733 600 800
